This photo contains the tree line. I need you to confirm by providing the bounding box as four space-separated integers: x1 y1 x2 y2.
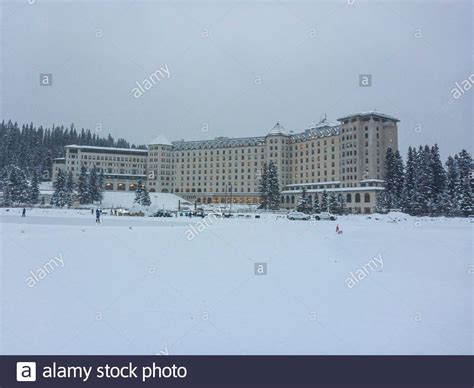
297 187 347 215
378 145 472 216
0 120 146 181
1 164 105 207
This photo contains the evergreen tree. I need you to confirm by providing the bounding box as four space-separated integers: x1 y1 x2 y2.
456 150 472 216
312 193 320 213
297 186 311 213
375 191 388 213
403 146 417 214
2 178 12 206
382 147 395 209
393 150 404 207
5 164 30 205
431 144 446 196
430 144 446 215
65 170 75 207
97 171 104 203
267 161 280 210
134 178 144 205
328 192 338 213
77 165 91 204
336 193 347 215
1 164 14 206
141 184 151 206
382 147 404 209
29 168 40 204
321 190 329 212
423 144 436 214
51 170 68 207
257 162 268 209
445 155 459 216
411 146 434 216
89 166 100 203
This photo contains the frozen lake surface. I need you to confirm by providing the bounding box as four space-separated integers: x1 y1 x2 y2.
1 208 472 355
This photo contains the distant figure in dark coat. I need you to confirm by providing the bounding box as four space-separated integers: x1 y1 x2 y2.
91 208 94 215
96 208 101 224
22 208 26 217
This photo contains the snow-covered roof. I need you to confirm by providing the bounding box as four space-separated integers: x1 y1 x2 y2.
287 181 341 187
148 134 172 146
290 119 340 142
65 145 148 154
162 118 340 150
312 119 339 128
281 186 384 194
337 111 399 122
267 122 289 136
359 179 384 183
172 136 265 150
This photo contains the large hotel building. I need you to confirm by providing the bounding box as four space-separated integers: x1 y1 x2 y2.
53 111 399 214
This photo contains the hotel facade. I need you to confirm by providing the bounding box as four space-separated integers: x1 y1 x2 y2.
53 111 399 214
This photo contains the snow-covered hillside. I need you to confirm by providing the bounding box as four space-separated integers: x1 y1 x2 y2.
0 208 472 355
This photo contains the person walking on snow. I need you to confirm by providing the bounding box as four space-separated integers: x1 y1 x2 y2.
95 208 101 224
336 224 343 234
22 208 26 217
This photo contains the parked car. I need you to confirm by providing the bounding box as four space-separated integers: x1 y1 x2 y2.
153 211 173 217
314 212 337 221
287 211 311 220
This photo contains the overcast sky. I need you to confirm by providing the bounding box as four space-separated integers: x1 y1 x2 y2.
1 0 472 158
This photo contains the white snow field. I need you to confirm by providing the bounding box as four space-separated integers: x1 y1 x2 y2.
100 191 193 213
0 208 472 355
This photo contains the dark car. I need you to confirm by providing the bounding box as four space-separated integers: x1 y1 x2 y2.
153 211 173 218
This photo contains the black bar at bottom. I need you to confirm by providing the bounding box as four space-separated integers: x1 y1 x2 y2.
1 356 472 387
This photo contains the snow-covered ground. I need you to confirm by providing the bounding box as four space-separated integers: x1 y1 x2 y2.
99 191 192 213
0 208 472 355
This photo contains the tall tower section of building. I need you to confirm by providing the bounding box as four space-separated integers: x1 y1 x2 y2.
337 111 399 187
264 122 291 191
147 135 175 193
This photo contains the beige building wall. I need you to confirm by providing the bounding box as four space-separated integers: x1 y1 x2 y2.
147 143 174 193
55 145 148 192
290 134 340 185
172 139 266 204
338 112 399 187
